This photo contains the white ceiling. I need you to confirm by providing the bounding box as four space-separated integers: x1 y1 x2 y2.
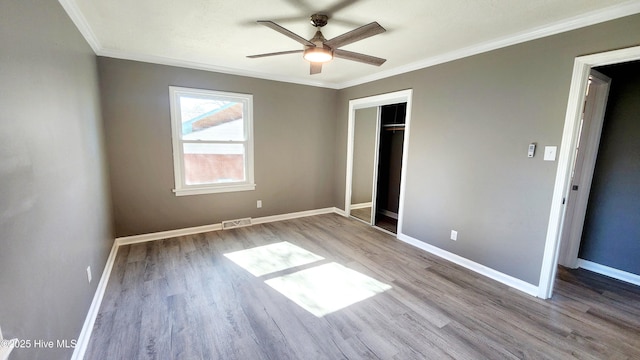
60 0 640 89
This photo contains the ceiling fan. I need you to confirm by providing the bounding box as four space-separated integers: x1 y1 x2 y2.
247 14 386 75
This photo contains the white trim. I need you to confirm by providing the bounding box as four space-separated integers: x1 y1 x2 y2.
99 50 340 89
252 208 337 225
398 234 539 297
345 89 413 232
370 106 382 226
117 223 224 246
537 45 640 299
57 0 100 53
116 207 339 245
61 1 640 90
337 1 640 89
71 241 119 360
345 105 356 218
168 86 255 196
173 184 256 196
333 207 347 217
396 94 412 236
578 259 640 287
350 202 372 210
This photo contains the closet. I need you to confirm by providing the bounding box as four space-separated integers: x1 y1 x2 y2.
349 102 406 234
374 103 405 233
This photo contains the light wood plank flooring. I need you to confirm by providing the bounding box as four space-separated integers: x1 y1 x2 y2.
85 214 640 359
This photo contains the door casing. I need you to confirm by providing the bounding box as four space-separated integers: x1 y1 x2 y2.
345 89 413 235
538 45 640 299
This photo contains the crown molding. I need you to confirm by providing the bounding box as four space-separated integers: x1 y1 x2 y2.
337 0 640 89
59 0 640 90
56 0 341 88
97 49 341 89
58 0 100 52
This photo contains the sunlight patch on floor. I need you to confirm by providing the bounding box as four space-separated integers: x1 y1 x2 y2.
225 241 391 317
265 262 391 317
223 241 324 276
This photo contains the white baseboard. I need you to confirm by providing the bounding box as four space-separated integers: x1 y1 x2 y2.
577 258 640 286
252 207 337 225
74 207 344 359
116 207 339 245
71 240 119 360
333 207 347 217
117 223 223 245
350 202 372 210
397 233 539 297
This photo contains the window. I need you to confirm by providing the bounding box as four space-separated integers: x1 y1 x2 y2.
169 86 255 196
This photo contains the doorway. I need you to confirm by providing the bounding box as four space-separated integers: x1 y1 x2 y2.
374 103 406 233
538 45 640 299
345 90 413 236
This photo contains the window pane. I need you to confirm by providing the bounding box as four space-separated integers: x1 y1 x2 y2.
180 96 245 141
183 143 245 185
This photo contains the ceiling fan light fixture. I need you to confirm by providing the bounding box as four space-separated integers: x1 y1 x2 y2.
303 47 333 63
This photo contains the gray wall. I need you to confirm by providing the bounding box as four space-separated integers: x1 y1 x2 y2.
99 58 338 236
333 14 640 285
579 61 640 275
351 108 377 205
0 1 113 359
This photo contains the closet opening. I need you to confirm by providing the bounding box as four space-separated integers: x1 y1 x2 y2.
374 103 406 233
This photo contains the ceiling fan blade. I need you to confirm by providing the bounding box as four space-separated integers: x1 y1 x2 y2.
247 50 303 59
334 49 386 66
257 15 362 28
324 0 360 16
325 22 385 49
282 0 314 13
310 62 322 75
281 0 359 17
257 20 315 47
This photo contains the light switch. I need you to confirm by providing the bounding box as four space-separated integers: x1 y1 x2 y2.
544 146 557 161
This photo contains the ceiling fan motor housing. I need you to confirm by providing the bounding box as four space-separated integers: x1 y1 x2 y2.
310 30 328 48
310 14 328 28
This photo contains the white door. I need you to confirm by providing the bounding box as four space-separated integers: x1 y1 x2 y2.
557 69 611 268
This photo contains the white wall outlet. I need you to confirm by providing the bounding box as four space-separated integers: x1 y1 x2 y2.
450 230 458 241
544 146 557 161
86 266 92 283
257 200 262 208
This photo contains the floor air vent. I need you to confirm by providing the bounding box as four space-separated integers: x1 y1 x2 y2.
221 218 252 230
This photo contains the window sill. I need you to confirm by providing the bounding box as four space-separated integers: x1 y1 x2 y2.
173 183 256 196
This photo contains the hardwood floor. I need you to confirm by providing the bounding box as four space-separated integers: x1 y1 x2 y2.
85 214 640 359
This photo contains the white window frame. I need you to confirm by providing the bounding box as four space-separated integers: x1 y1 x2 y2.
169 86 255 196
